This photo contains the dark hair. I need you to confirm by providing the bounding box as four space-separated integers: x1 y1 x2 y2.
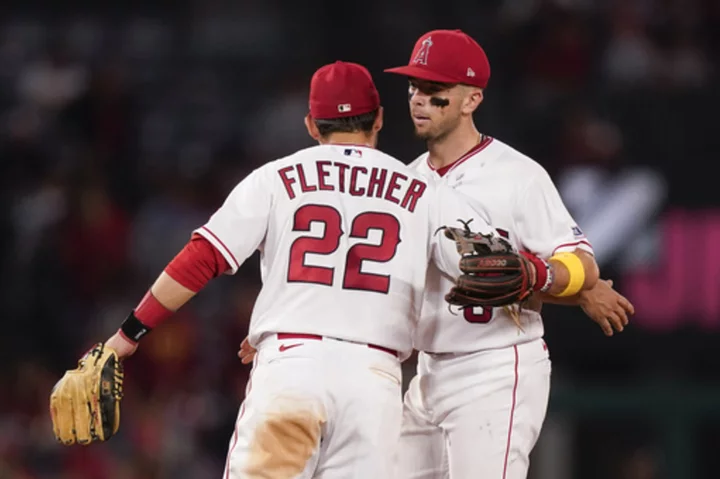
314 109 379 137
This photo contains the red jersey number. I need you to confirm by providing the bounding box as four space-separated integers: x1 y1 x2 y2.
288 204 401 294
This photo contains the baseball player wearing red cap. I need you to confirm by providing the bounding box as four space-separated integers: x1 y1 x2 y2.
386 30 632 478
80 60 508 478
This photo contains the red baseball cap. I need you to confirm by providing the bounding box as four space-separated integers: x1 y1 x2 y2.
385 30 490 88
309 61 381 120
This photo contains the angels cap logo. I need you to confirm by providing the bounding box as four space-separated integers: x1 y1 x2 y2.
413 37 433 65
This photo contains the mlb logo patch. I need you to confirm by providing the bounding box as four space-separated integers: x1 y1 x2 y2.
572 226 584 237
338 103 352 113
344 148 362 158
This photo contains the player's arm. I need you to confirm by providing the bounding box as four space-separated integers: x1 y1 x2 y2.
528 247 631 336
107 166 273 358
536 249 596 305
515 167 600 296
51 166 272 447
533 247 599 297
105 235 230 357
514 166 632 333
538 277 634 336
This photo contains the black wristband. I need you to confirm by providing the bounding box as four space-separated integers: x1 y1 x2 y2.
120 312 153 342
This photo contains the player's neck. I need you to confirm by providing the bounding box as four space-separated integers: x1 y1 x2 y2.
320 132 374 148
427 122 481 170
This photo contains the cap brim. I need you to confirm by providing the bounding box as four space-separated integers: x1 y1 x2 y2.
384 65 460 84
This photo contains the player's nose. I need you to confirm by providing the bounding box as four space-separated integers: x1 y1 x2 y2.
408 89 428 107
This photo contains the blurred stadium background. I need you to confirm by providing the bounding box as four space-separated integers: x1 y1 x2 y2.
1 0 718 478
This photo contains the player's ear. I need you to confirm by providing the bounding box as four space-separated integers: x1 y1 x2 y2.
372 107 384 133
305 114 321 141
461 88 483 116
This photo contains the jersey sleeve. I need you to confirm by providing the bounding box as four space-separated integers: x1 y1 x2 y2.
514 167 593 259
428 184 499 278
194 165 272 274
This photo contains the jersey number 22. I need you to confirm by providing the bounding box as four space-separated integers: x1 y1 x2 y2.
288 204 401 294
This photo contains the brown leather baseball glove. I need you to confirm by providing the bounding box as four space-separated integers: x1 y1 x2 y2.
440 220 537 308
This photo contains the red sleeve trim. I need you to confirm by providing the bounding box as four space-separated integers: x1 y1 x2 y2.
200 226 240 270
551 240 593 256
164 233 231 293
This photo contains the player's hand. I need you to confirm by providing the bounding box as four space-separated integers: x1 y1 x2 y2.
237 336 257 365
578 279 634 336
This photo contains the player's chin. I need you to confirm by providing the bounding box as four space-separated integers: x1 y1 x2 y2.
413 126 434 140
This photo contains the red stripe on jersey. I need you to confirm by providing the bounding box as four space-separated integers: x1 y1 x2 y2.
428 135 494 177
225 360 257 478
200 226 241 270
551 239 593 256
502 345 520 479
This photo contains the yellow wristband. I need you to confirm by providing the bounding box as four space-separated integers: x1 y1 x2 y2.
550 252 585 297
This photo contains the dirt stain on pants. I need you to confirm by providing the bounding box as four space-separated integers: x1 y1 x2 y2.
245 410 325 478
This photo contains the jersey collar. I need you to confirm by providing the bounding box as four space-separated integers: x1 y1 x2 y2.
428 135 494 177
327 142 374 149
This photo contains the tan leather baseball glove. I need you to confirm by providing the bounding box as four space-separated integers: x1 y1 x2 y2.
50 343 124 445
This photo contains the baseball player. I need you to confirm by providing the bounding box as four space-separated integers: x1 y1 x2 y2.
50 61 534 478
384 29 634 478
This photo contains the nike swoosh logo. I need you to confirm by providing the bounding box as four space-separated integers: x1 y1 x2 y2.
279 343 303 352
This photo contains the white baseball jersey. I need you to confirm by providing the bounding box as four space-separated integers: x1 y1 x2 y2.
410 137 594 353
195 144 495 360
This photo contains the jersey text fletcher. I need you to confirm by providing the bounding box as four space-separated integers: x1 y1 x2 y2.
278 161 427 212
